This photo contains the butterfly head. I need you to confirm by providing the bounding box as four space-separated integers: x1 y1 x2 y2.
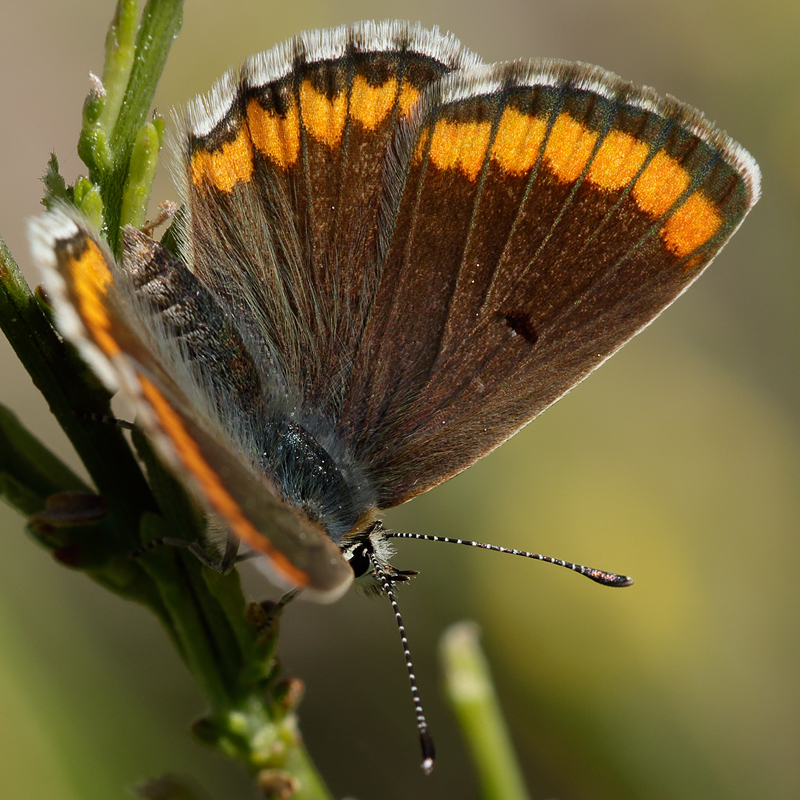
340 519 418 596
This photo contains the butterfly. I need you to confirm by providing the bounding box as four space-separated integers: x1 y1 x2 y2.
29 21 760 771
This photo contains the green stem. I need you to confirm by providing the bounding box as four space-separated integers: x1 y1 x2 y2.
441 622 531 800
110 0 182 155
0 1 336 795
287 745 335 800
103 0 183 252
138 513 235 708
0 403 90 516
0 233 155 543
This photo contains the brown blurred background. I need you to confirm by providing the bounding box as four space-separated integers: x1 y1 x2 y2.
1 1 798 798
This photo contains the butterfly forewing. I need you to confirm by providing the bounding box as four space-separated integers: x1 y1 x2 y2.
181 21 481 422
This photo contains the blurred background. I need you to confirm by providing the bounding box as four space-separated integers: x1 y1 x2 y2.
1 0 797 798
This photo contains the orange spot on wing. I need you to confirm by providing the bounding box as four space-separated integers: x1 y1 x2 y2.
632 151 690 216
490 107 547 175
300 80 347 147
587 130 650 190
350 75 398 130
247 97 300 168
413 125 431 165
543 113 599 183
139 377 311 588
398 80 421 117
69 239 120 357
661 191 722 257
428 118 492 181
190 127 254 192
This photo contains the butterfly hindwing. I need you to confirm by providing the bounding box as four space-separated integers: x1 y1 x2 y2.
338 61 760 507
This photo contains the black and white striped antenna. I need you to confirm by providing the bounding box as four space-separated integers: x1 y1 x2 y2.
369 552 437 775
369 529 632 773
386 532 633 587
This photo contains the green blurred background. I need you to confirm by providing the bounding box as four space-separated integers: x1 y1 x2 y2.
1 0 797 798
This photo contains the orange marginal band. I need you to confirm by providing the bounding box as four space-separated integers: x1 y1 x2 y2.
69 238 121 357
138 376 311 587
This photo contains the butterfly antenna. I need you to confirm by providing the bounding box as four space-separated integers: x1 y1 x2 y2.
370 554 436 775
385 532 633 587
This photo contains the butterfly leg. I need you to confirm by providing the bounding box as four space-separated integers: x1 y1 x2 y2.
131 531 240 574
80 411 137 431
250 588 303 634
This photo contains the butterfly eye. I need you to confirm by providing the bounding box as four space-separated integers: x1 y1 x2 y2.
346 544 372 578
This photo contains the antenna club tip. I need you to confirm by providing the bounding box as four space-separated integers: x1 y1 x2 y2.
588 569 634 587
420 729 436 775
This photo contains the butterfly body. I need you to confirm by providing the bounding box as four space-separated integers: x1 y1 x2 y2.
122 225 379 545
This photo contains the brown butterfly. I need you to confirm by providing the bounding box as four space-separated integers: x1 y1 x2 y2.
29 21 760 771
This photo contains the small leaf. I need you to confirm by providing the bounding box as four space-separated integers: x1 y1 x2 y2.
41 153 71 209
159 203 187 254
0 403 90 506
74 176 105 230
82 72 106 127
120 119 164 228
0 474 46 517
99 0 139 139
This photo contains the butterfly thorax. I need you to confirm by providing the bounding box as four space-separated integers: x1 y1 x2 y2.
259 418 373 543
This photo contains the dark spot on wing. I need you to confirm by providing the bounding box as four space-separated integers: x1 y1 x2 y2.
500 311 538 344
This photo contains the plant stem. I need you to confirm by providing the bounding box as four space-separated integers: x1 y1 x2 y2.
441 622 531 800
0 2 337 796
